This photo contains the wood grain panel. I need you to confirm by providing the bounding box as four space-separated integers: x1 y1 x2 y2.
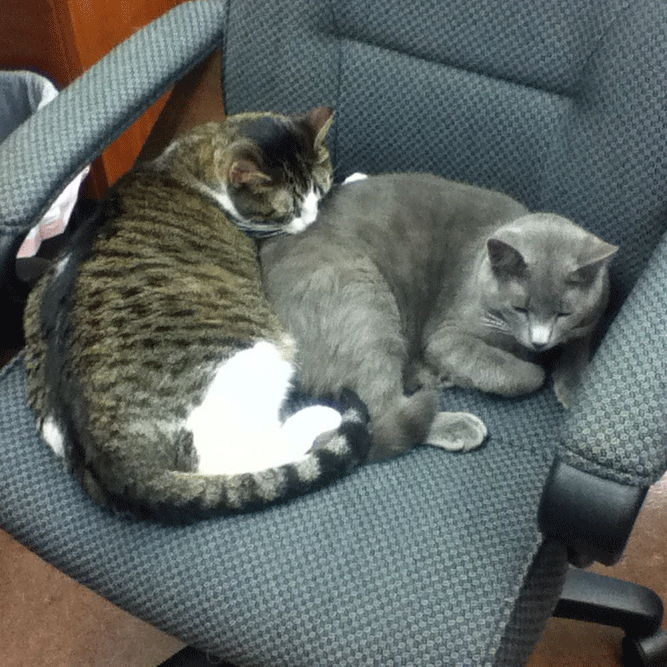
0 0 186 197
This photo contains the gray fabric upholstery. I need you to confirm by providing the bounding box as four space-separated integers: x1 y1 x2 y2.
1 0 666 664
493 540 569 666
0 353 562 666
562 231 667 486
226 0 667 301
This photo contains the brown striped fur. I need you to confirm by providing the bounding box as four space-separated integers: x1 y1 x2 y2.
23 108 370 520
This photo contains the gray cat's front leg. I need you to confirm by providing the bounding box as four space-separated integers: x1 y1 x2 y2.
552 337 590 408
425 329 546 397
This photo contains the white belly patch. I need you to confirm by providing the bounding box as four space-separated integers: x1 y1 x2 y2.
186 341 342 475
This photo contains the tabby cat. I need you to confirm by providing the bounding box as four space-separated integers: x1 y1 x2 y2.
261 173 618 459
23 107 372 520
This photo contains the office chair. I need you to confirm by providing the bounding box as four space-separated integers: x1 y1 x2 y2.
2 1 667 664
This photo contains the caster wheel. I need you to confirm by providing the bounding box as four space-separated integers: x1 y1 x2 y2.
622 630 667 667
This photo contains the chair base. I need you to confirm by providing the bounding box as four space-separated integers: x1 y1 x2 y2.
622 633 667 667
158 646 228 666
554 567 667 667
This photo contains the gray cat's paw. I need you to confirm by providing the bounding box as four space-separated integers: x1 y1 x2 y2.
426 411 488 452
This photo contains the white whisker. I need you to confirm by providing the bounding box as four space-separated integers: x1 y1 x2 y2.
481 312 511 332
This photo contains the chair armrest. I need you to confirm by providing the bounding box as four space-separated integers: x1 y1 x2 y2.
0 0 228 299
539 459 647 565
540 230 667 564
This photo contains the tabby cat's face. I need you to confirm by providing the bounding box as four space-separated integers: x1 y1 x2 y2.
481 214 618 352
159 107 335 238
225 110 334 235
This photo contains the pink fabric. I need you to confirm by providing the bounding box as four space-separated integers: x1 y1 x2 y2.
16 166 89 257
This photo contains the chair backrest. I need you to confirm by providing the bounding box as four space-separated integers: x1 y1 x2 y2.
223 0 667 305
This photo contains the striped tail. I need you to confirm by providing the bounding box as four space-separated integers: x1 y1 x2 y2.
103 389 371 521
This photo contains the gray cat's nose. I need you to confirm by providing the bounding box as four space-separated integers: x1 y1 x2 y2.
529 323 552 351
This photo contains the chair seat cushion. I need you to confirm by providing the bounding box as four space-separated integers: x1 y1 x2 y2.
0 353 563 665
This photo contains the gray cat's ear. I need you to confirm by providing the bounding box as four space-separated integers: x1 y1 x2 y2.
228 158 272 187
583 239 619 266
569 239 619 284
305 106 335 148
487 238 528 277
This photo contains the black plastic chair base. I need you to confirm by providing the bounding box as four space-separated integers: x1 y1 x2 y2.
554 567 667 666
622 632 667 667
157 646 231 666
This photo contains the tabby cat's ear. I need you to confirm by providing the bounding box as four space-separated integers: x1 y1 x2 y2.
569 239 619 285
487 238 528 278
304 106 335 148
228 157 272 187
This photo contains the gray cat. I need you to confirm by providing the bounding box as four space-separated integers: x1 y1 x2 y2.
260 172 618 459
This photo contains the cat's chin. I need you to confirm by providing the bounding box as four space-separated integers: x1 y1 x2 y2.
284 187 320 234
525 338 561 354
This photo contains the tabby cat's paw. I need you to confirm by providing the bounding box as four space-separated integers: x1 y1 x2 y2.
426 411 488 452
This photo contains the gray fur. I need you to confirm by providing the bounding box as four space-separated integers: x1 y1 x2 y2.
261 173 617 458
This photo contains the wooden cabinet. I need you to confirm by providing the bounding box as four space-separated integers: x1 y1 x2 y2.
0 0 185 197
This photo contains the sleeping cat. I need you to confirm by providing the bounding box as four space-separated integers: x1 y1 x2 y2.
22 107 372 520
260 172 618 459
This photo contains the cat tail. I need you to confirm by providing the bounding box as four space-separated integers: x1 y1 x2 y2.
367 389 440 460
105 390 371 521
368 389 488 459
